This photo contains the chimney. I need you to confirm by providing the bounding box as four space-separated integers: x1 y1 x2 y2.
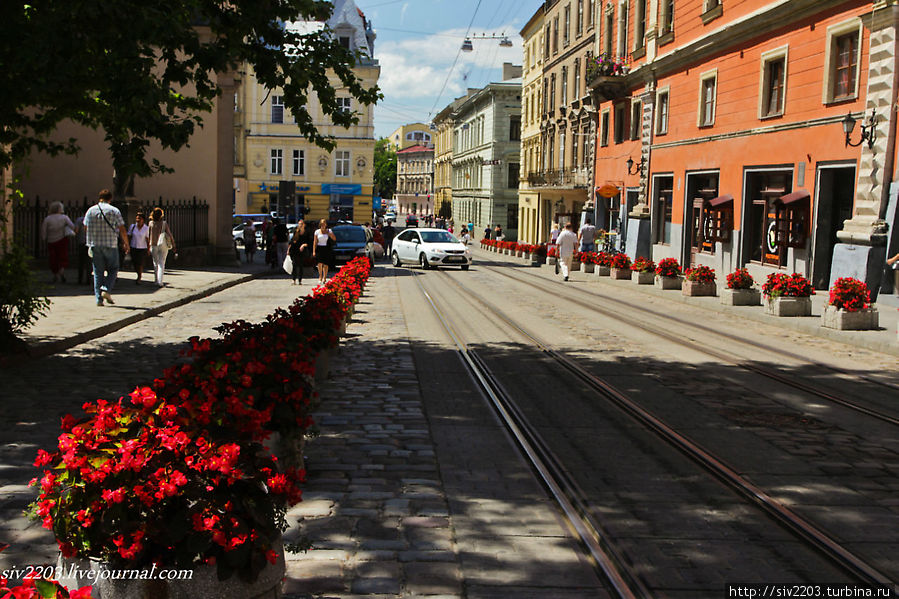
502 63 522 81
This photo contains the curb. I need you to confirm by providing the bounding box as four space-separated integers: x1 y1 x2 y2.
9 269 278 365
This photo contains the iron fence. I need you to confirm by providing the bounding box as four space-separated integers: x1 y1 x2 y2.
12 196 209 259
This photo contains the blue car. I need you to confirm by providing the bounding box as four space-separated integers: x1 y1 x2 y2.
332 225 375 266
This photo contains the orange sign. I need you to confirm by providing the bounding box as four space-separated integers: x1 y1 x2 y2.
597 184 620 198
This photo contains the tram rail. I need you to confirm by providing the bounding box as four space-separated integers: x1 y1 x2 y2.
410 267 896 597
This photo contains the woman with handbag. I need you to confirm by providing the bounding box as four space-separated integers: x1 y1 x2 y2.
148 207 176 287
40 201 76 283
287 220 310 285
312 218 337 285
127 212 150 284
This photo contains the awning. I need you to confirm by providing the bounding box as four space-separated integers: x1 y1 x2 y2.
708 194 734 208
778 189 810 205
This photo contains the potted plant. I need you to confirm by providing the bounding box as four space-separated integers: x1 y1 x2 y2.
546 244 558 265
571 251 582 271
630 257 655 284
822 277 879 330
609 253 632 279
593 252 611 276
762 272 815 316
683 265 717 296
580 251 596 273
655 257 683 289
720 268 761 306
31 391 299 599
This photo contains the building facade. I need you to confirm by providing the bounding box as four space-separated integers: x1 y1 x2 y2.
234 0 379 224
386 123 434 151
394 145 434 216
451 73 522 239
432 97 469 219
518 6 548 243
529 0 599 237
589 0 899 297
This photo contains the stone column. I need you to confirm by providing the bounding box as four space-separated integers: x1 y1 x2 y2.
625 88 654 260
831 2 898 296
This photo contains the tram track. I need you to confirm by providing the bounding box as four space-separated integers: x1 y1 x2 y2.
410 267 896 597
475 258 899 429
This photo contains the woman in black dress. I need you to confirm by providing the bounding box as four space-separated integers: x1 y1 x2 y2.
312 218 337 285
287 220 310 284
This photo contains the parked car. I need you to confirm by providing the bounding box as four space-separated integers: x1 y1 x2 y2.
384 211 397 223
233 222 263 246
332 225 375 267
391 228 471 270
405 214 419 227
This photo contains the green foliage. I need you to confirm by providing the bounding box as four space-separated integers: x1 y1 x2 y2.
373 138 397 199
1 1 382 196
0 240 50 349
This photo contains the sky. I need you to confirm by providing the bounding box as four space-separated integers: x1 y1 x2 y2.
354 0 544 140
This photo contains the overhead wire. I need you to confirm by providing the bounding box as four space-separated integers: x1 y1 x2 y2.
428 0 484 119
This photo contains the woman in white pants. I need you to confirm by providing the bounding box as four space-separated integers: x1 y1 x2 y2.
148 207 176 287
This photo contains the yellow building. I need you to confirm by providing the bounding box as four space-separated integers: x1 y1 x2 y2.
234 0 380 224
518 5 546 243
386 123 433 152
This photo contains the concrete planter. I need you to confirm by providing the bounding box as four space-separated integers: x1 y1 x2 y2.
609 267 630 280
314 346 336 384
682 280 717 297
765 295 812 317
594 265 611 277
546 256 557 266
582 262 595 273
655 275 683 289
59 541 285 599
821 305 879 330
720 288 761 306
632 271 655 285
529 253 540 263
571 260 581 272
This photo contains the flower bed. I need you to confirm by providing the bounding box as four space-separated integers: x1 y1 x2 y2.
28 258 372 589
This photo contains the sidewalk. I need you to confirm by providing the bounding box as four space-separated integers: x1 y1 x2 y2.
472 247 899 358
18 257 280 359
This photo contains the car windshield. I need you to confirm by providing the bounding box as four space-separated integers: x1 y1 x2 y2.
334 227 366 243
420 231 458 244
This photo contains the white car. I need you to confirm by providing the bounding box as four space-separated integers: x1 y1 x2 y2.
384 211 397 223
391 228 472 270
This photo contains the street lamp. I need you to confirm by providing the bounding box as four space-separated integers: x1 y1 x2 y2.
461 33 514 52
626 156 645 176
842 109 877 148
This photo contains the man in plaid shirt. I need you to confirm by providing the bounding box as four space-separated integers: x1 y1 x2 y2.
84 189 130 306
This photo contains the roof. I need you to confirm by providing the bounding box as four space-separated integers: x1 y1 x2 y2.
397 145 434 154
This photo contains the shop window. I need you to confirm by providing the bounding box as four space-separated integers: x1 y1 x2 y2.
704 195 733 243
774 190 810 249
686 175 719 257
653 175 674 244
745 171 792 266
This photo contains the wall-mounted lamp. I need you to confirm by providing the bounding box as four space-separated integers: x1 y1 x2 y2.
842 109 877 148
626 156 645 175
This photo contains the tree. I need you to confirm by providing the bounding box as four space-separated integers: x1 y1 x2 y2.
373 138 397 199
0 1 381 199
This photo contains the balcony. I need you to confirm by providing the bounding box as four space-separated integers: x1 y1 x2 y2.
527 168 590 189
586 54 630 102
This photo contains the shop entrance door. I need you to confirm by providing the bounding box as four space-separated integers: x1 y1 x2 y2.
812 166 855 289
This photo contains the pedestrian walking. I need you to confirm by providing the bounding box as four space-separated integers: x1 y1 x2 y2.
264 219 276 268
84 189 130 305
312 218 337 285
242 222 257 263
382 221 396 255
148 207 176 288
578 218 596 253
468 221 474 234
556 222 578 282
273 218 289 270
73 215 90 285
494 224 504 241
460 229 471 245
40 201 76 283
127 212 150 285
287 220 310 284
549 222 561 245
484 225 492 240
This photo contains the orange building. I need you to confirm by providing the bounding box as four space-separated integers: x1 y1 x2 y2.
589 0 899 295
